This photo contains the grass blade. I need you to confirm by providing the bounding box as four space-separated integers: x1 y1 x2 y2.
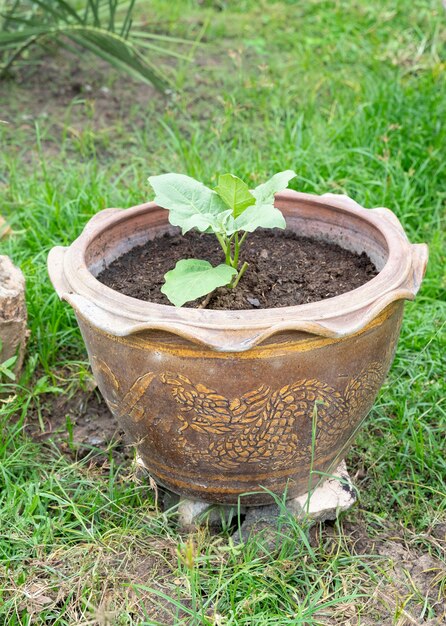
120 0 135 37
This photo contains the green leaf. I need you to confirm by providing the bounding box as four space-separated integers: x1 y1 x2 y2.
214 173 255 217
67 32 167 91
0 355 17 381
149 173 232 234
161 259 237 307
230 169 296 233
233 202 286 232
252 169 297 204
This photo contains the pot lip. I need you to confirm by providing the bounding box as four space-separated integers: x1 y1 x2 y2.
49 190 428 346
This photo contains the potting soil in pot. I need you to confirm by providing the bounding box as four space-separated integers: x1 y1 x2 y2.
97 229 377 310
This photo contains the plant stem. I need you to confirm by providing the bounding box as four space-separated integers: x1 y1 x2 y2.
219 231 249 288
198 291 213 309
216 233 227 254
233 232 240 268
226 236 233 265
239 231 248 246
232 231 247 269
231 261 249 289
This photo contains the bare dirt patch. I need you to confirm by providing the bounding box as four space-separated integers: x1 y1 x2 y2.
1 51 161 130
316 520 446 626
4 535 183 624
24 382 130 465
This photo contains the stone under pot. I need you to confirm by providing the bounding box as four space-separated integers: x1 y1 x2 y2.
47 191 428 506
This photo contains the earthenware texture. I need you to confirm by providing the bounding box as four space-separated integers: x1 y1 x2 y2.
48 191 428 505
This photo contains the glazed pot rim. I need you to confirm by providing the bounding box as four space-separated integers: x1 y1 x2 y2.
48 190 428 351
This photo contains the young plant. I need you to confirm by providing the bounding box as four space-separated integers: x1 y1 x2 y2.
148 170 296 306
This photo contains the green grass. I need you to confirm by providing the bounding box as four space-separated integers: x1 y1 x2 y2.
0 0 445 623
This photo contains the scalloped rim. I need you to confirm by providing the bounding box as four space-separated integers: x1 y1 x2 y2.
47 190 428 351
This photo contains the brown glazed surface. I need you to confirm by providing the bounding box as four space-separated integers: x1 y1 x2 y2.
48 191 428 505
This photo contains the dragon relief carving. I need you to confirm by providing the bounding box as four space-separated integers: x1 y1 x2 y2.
160 362 384 470
91 357 385 471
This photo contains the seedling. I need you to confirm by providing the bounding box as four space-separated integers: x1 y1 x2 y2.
148 170 296 306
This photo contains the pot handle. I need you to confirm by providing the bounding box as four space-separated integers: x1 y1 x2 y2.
410 243 429 294
48 246 71 298
372 206 407 231
372 207 428 294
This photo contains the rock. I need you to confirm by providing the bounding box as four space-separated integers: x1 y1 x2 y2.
178 499 213 528
288 460 356 523
233 503 287 550
177 497 246 532
431 523 446 542
87 436 105 446
0 256 28 378
233 461 356 546
246 296 260 307
169 461 356 537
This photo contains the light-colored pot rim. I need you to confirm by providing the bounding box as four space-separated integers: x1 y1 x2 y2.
47 190 428 352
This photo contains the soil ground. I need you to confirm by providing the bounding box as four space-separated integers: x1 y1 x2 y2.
24 383 129 464
97 229 377 309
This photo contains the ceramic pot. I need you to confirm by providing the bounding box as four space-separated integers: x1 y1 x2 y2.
47 191 427 505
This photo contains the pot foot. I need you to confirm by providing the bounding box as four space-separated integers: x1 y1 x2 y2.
286 459 357 524
175 499 247 532
233 460 355 548
137 459 356 534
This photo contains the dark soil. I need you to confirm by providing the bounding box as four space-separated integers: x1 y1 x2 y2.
24 384 130 465
97 229 378 310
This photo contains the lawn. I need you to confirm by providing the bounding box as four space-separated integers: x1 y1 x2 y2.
0 0 445 624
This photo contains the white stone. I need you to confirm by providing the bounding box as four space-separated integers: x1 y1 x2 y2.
288 460 356 522
176 497 247 529
177 499 213 526
173 461 356 530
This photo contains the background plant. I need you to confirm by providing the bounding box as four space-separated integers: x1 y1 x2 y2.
0 0 193 89
149 170 296 306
